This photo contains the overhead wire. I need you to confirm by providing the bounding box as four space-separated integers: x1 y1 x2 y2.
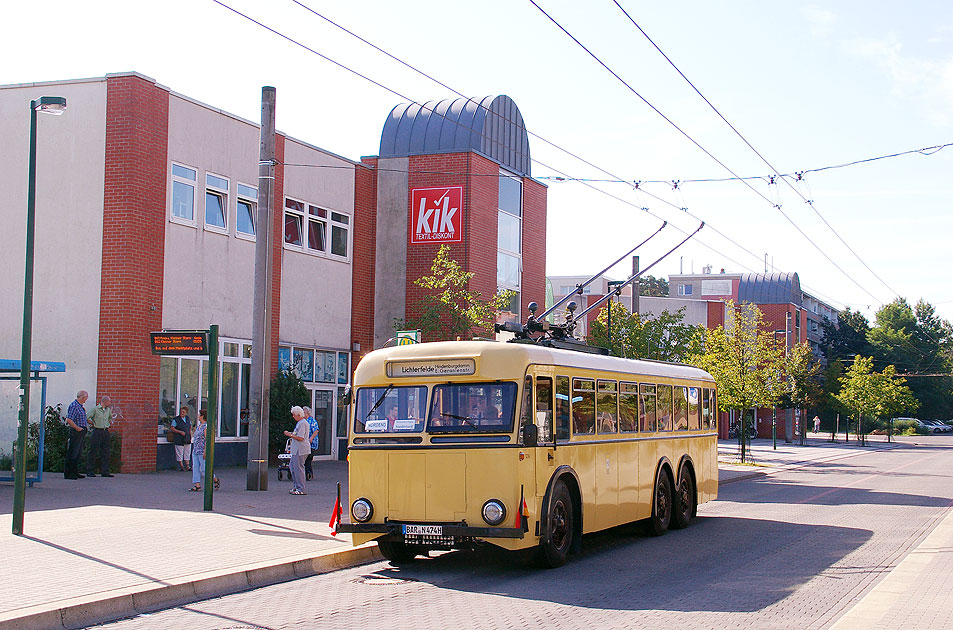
214 0 843 308
611 0 903 299
529 0 886 305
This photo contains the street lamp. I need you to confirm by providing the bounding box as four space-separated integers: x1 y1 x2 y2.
13 96 67 536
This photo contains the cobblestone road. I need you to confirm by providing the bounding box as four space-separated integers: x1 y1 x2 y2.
96 441 953 630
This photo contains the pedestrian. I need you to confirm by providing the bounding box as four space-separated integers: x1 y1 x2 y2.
303 406 320 481
189 409 219 491
169 406 192 471
64 390 89 479
813 415 821 434
283 406 310 495
86 395 115 477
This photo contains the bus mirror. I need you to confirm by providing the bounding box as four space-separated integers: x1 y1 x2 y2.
522 422 538 447
341 384 352 405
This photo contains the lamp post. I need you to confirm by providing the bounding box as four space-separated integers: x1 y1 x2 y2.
13 96 67 536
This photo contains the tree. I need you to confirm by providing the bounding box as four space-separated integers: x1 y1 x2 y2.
689 301 785 461
821 307 871 362
778 341 823 445
399 245 513 341
834 355 918 444
587 301 703 362
638 275 669 297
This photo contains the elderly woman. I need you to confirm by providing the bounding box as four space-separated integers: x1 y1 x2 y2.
190 409 219 492
283 406 311 495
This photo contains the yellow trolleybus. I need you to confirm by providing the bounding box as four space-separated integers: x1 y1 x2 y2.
338 339 718 567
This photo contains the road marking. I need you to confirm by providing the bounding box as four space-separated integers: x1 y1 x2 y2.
830 501 953 629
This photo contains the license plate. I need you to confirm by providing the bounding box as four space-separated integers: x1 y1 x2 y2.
403 524 442 536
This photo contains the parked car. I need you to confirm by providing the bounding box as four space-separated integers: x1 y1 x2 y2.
924 419 952 433
914 419 949 433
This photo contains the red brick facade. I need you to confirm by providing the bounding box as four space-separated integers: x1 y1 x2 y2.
352 159 378 363
98 75 170 472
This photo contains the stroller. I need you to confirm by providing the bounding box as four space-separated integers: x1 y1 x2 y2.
276 438 292 480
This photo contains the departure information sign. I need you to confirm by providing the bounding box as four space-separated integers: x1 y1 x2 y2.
150 331 209 355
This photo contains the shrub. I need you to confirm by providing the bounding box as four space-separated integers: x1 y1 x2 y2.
268 371 310 463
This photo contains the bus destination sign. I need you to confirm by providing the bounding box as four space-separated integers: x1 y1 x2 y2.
150 331 208 356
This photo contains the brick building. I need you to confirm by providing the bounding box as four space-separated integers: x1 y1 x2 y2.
0 74 545 472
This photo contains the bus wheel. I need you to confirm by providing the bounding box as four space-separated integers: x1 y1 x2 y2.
537 480 574 568
648 470 672 536
671 465 695 529
378 540 420 564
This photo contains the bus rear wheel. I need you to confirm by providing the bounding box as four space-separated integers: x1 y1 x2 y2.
536 480 574 568
378 540 422 564
648 470 672 536
671 465 695 529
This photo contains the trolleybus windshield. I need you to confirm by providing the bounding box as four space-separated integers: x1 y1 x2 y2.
354 385 427 433
428 382 517 433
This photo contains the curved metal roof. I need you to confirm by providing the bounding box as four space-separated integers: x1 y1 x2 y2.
379 96 531 176
737 272 802 305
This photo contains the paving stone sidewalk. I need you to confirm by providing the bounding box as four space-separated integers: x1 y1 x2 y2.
0 434 941 629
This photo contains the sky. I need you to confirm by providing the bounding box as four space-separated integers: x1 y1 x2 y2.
3 0 953 323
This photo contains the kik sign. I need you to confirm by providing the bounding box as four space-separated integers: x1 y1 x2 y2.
410 186 463 244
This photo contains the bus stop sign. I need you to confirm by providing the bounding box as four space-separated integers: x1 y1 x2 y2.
396 330 420 345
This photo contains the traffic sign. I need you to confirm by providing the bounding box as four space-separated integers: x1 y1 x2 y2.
396 330 420 345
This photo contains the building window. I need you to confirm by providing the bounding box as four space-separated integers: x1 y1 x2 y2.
308 205 327 252
678 283 693 296
236 183 257 238
284 198 304 246
205 173 228 232
497 171 522 323
171 163 196 224
330 211 349 257
279 345 351 385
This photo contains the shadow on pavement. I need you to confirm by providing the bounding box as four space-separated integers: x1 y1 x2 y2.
362 515 872 613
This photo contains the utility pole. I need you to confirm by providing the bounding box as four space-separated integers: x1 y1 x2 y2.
247 87 276 491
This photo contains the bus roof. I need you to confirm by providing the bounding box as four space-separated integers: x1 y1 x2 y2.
354 340 715 384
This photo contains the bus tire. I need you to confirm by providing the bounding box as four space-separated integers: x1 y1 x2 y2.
648 469 672 536
671 464 695 529
377 540 420 564
536 480 574 568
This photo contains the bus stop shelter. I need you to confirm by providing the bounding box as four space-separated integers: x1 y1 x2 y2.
0 359 65 486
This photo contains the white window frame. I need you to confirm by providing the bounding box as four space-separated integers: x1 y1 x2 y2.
236 182 258 241
283 196 306 249
306 204 328 254
204 173 229 234
328 210 351 260
678 283 693 296
170 162 197 227
283 196 352 262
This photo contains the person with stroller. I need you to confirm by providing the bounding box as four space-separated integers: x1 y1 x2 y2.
189 409 219 492
284 406 310 495
303 406 320 481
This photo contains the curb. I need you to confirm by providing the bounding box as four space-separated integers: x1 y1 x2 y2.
0 544 383 630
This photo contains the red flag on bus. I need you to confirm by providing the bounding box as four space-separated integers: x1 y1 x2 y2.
330 488 343 536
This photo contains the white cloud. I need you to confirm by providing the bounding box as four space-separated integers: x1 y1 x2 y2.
801 5 836 37
848 34 953 126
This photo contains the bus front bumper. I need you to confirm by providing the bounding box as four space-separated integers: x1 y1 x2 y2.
338 521 525 539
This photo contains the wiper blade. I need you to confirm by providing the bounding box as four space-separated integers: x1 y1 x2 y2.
366 384 395 419
439 413 477 428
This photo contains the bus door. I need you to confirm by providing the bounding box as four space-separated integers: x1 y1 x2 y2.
532 376 557 496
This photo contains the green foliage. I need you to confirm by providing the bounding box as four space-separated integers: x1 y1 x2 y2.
689 301 785 415
0 405 121 474
268 370 310 462
835 356 919 424
587 301 703 362
638 275 669 297
398 244 512 341
778 342 823 411
821 307 871 362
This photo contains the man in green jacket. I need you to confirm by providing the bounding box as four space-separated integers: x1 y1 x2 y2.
86 396 115 477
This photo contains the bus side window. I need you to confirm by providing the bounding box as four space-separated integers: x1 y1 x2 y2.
597 380 618 434
658 385 673 432
711 390 718 431
555 376 571 441
640 384 656 432
674 386 688 431
619 382 639 432
572 378 595 435
536 376 553 442
688 387 700 430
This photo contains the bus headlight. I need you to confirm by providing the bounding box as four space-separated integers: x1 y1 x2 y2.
352 498 373 522
482 499 506 526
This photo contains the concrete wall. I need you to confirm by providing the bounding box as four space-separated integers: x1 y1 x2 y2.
162 93 260 339
0 78 107 408
639 296 713 327
373 156 409 348
279 138 355 350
